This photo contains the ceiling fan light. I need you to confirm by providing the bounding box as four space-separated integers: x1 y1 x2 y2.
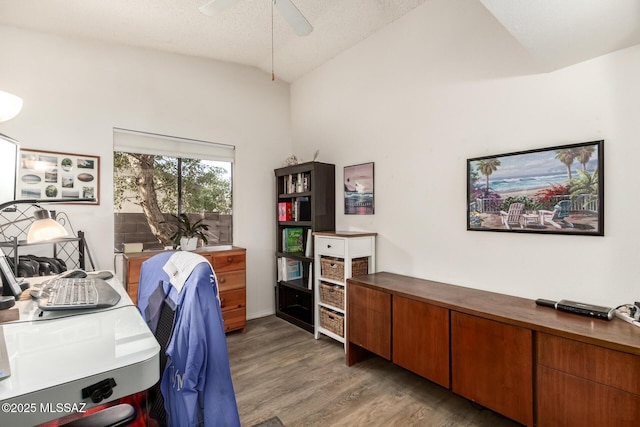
199 0 238 16
274 0 313 36
0 91 23 123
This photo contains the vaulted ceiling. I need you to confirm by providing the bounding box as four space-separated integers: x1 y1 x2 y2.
1 0 639 82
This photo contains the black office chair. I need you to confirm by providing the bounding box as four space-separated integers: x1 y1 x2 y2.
63 404 137 427
146 296 176 427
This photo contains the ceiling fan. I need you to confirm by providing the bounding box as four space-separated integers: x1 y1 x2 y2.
199 0 313 36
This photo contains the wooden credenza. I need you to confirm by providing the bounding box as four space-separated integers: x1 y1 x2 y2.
123 245 247 333
347 272 640 427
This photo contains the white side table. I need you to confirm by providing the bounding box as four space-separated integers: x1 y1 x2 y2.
313 231 376 351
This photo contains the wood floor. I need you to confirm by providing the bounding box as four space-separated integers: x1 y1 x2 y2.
226 316 521 427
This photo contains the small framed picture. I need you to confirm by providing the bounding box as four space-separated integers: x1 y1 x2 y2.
344 162 374 215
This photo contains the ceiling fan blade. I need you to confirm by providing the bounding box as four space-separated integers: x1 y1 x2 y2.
274 0 313 36
199 0 239 16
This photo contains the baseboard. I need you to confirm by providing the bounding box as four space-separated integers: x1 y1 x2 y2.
247 309 275 320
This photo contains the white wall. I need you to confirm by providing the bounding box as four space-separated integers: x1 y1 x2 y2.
291 0 640 307
0 25 290 319
3 0 639 315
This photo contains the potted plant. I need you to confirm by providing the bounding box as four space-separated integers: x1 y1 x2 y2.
168 213 209 251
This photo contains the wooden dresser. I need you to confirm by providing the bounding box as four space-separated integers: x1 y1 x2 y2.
347 272 640 427
123 245 247 333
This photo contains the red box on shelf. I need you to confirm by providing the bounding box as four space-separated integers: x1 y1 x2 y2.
278 202 292 221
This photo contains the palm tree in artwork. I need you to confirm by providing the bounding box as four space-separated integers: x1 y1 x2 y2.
571 168 599 195
555 149 576 180
570 168 599 209
476 158 501 195
575 145 595 171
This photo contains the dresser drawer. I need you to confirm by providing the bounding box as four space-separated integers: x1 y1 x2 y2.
315 237 345 256
220 289 245 312
127 283 139 302
222 307 246 332
210 251 246 273
127 258 144 283
537 333 640 395
217 270 245 292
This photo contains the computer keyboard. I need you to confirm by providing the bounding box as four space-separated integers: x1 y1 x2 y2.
42 278 97 307
38 278 121 311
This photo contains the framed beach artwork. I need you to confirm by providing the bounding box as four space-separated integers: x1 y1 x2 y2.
344 162 374 215
17 149 100 205
467 140 603 236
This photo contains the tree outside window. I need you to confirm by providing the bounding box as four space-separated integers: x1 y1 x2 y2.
114 151 232 250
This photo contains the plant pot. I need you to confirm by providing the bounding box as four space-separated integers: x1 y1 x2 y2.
179 237 198 251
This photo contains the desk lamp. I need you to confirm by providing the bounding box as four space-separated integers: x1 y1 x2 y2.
26 209 68 243
0 199 94 309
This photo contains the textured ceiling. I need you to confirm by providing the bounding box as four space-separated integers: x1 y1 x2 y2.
480 0 640 71
0 0 428 82
1 0 639 83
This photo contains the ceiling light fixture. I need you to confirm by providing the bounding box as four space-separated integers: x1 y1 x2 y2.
199 0 313 81
0 91 23 123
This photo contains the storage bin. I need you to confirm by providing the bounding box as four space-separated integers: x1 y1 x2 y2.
320 257 368 282
320 282 344 310
320 306 344 337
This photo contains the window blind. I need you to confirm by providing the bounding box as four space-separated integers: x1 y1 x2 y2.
113 128 234 163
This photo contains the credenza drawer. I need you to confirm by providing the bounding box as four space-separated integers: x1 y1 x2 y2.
538 333 640 395
451 312 533 427
537 365 640 426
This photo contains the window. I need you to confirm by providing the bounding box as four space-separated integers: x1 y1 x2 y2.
113 128 233 251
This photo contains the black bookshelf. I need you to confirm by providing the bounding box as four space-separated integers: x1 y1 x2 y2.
274 161 335 332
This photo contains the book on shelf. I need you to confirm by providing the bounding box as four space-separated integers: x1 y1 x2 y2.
278 202 293 221
284 173 311 194
276 257 283 281
295 198 311 221
307 262 313 289
303 173 310 192
296 173 303 193
282 227 304 253
304 229 313 258
278 257 303 281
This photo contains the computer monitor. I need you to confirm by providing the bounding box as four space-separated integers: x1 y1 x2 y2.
0 256 22 298
0 133 18 204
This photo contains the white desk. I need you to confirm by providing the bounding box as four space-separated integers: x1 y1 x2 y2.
0 275 160 426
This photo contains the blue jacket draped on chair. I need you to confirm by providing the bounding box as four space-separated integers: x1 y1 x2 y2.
138 251 240 427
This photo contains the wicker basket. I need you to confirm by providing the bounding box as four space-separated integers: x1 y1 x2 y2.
320 257 369 282
320 306 344 337
320 282 345 310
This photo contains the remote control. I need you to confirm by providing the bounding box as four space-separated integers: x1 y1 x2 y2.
535 298 614 320
535 298 557 308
